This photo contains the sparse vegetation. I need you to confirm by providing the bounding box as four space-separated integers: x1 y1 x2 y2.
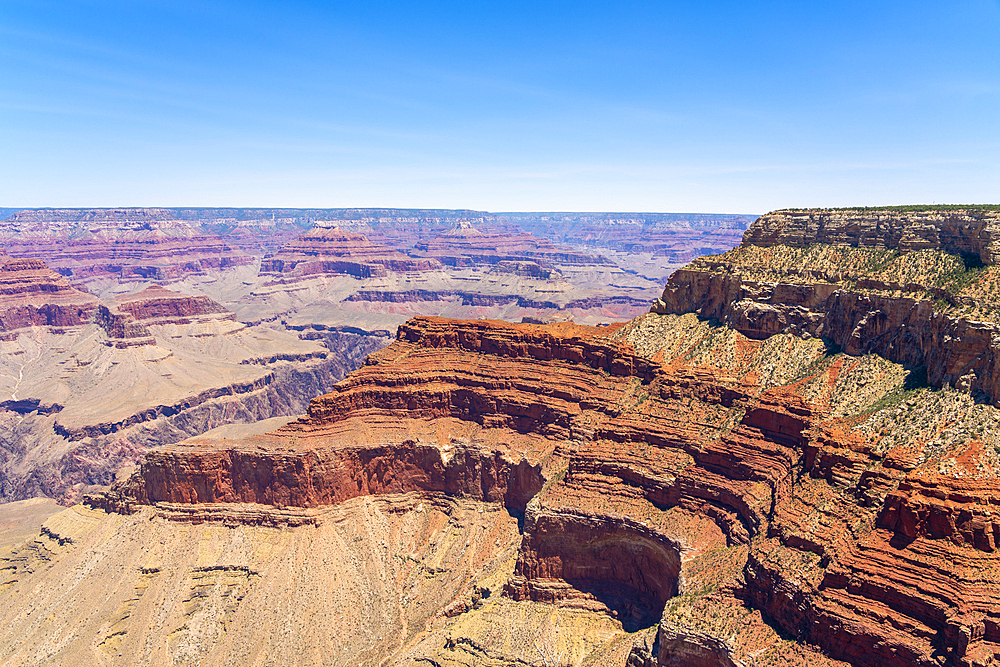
780 204 1000 213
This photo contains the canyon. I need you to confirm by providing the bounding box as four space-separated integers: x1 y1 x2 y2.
0 208 747 327
0 254 380 504
2 206 999 666
0 208 742 506
505 211 753 284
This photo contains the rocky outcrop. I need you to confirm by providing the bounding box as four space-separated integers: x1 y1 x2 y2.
880 474 1000 549
623 206 1000 667
0 257 232 344
91 286 235 347
652 207 1000 406
343 289 562 309
505 507 685 630
655 268 1000 403
744 207 1000 264
103 440 544 513
488 260 558 278
260 228 438 278
114 285 232 323
0 254 98 332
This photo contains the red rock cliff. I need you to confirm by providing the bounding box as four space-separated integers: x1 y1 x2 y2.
0 254 98 332
97 314 1000 667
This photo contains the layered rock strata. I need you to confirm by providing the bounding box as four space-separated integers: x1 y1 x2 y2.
0 257 231 344
655 268 1000 399
260 228 438 278
654 207 1000 405
93 285 234 347
4 235 254 282
3 208 677 331
1 328 385 504
0 255 391 503
744 207 1000 264
18 205 1000 666
94 310 1000 667
0 254 98 333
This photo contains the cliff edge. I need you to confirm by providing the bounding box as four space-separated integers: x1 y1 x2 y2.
655 206 1000 405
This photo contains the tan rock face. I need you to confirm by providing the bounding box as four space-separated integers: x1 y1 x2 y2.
653 208 1000 406
745 208 1000 264
656 268 1000 403
0 496 531 667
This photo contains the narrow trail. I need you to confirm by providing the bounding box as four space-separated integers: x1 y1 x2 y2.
9 346 41 400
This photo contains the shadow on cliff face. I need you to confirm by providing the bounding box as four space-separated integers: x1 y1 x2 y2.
960 250 985 270
509 512 682 633
903 364 928 391
566 579 666 633
556 530 681 632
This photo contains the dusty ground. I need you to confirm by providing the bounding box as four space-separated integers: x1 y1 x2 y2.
0 494 638 667
0 497 61 555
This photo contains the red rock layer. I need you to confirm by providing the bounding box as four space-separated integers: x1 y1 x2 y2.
104 423 543 512
99 315 1000 667
114 285 232 323
4 235 254 281
260 228 438 278
0 255 229 341
89 286 235 345
0 254 97 332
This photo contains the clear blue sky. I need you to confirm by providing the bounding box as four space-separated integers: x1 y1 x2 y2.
2 1 998 212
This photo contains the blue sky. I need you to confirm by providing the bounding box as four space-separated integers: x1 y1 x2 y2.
2 1 998 212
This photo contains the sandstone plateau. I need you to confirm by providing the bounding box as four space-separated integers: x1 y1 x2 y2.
0 253 98 334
